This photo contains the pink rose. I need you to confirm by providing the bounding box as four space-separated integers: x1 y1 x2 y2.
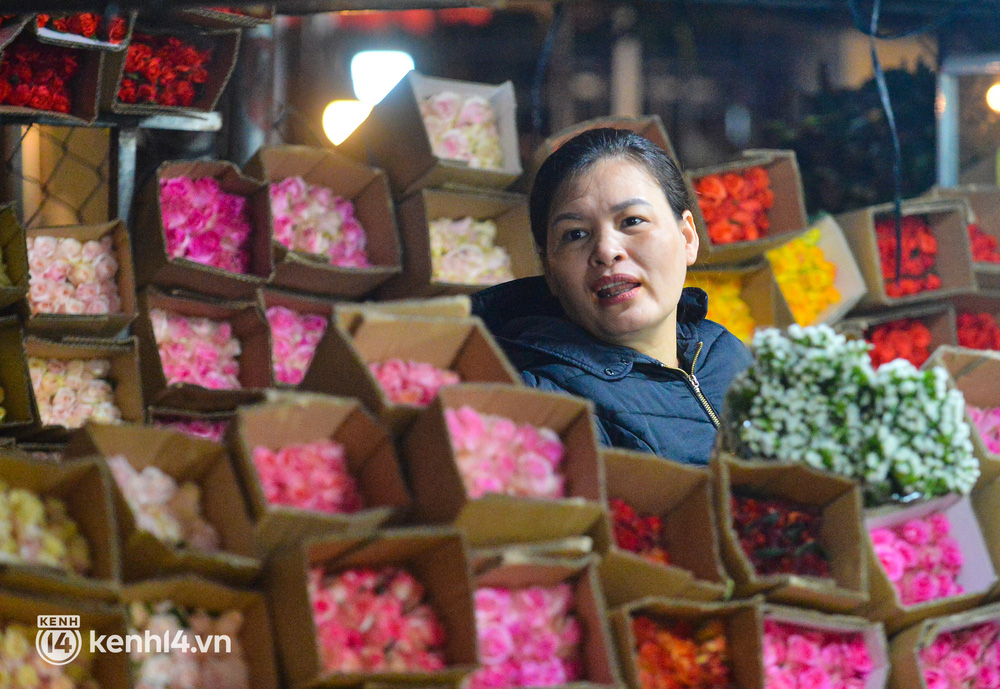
425 91 462 122
874 544 906 582
786 633 822 667
518 659 568 687
32 235 57 258
478 622 515 665
900 571 939 605
926 513 952 539
765 668 797 689
943 650 977 681
475 588 512 624
798 666 833 689
902 518 932 546
55 237 82 260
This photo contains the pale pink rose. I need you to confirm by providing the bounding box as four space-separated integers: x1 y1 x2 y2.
80 239 104 262
63 298 86 315
436 128 472 161
425 91 462 122
69 262 97 285
55 237 83 260
32 235 58 258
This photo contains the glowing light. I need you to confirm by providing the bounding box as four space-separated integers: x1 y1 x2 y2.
987 83 1000 113
350 50 415 105
322 100 373 146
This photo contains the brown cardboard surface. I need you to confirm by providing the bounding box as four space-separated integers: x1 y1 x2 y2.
598 449 728 607
401 384 605 547
24 221 136 337
380 187 541 299
258 287 337 387
686 261 796 342
929 185 1000 288
32 10 136 51
0 316 36 432
265 527 478 689
135 288 269 412
23 335 144 442
302 313 520 436
0 450 119 601
133 160 272 299
229 395 409 557
121 575 279 689
64 422 260 584
475 558 623 689
0 205 30 310
687 150 808 266
147 406 235 440
611 597 764 689
836 198 976 310
340 71 522 197
712 453 868 613
336 296 473 326
244 145 402 298
837 301 958 356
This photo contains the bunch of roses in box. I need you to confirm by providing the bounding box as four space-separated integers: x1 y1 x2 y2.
108 454 219 552
767 227 841 325
369 359 461 406
27 235 121 316
920 620 1000 689
957 312 1000 351
36 12 128 43
119 32 213 108
469 584 583 689
870 512 965 605
252 439 363 514
731 494 830 577
308 566 447 672
684 273 755 342
866 318 934 368
0 35 80 114
28 357 122 428
153 416 229 443
445 406 566 499
632 616 733 689
150 309 242 390
969 223 1000 263
128 600 249 689
159 176 254 274
265 306 328 386
610 498 670 566
763 618 875 689
967 405 1000 455
429 217 513 286
0 622 100 689
724 325 978 504
421 91 503 170
0 480 91 575
694 167 774 245
269 177 369 268
876 214 941 297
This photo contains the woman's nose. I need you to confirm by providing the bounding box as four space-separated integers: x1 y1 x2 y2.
590 230 625 266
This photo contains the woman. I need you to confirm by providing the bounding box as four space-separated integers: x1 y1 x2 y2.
472 128 752 465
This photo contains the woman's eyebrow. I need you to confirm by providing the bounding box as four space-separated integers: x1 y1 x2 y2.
551 212 585 225
611 198 651 212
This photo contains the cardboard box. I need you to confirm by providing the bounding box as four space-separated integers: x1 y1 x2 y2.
135 288 270 412
474 556 624 689
888 600 1000 689
401 384 605 547
687 149 808 266
265 528 478 689
862 494 997 633
0 450 119 601
100 25 240 115
611 597 764 689
133 160 272 299
766 213 868 326
597 449 729 607
23 220 136 338
23 335 144 442
340 71 522 197
229 395 410 557
952 292 1000 348
337 295 473 323
32 10 136 51
836 198 976 310
148 406 234 443
176 5 274 28
258 287 337 388
121 575 279 689
0 204 30 311
712 453 868 613
244 145 403 298
380 187 541 299
837 301 958 362
685 261 796 343
15 441 65 462
929 185 1000 290
0 316 36 433
301 312 520 436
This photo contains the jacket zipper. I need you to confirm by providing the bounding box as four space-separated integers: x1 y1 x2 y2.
663 342 721 428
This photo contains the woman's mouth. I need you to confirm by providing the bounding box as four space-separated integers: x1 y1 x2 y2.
592 275 641 303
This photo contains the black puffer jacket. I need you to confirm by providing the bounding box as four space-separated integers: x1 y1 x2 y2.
471 277 753 465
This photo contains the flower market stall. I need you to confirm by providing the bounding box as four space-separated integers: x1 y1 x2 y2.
0 3 998 689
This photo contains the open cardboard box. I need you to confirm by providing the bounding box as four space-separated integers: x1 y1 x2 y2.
265 527 478 689
340 71 522 197
0 316 37 434
862 494 997 634
258 287 337 388
474 556 624 689
765 213 868 326
23 220 136 338
15 441 64 463
0 204 29 311
685 261 796 344
687 149 808 266
301 312 520 436
24 335 144 442
951 292 1000 349
135 288 269 412
64 422 260 584
0 450 119 601
610 597 764 689
32 9 136 51
835 198 975 310
401 384 605 547
888 599 1000 689
229 395 410 557
381 187 541 300
148 406 235 443
837 301 958 365
121 575 279 689
133 160 272 299
244 145 402 298
712 453 868 613
929 185 1000 290
597 449 729 607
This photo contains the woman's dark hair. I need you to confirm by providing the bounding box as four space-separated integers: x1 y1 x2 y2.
528 127 691 251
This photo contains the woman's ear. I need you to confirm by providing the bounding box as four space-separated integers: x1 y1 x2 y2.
680 210 699 266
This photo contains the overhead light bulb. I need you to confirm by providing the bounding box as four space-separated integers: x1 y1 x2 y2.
322 100 373 146
351 50 415 105
987 83 1000 113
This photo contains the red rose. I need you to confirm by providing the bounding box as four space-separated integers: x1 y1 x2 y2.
13 63 32 83
109 17 127 43
191 67 209 84
51 93 71 113
29 86 54 111
137 84 157 103
37 14 51 28
175 80 196 106
9 84 31 107
143 57 163 83
125 43 152 73
118 78 137 103
0 80 11 104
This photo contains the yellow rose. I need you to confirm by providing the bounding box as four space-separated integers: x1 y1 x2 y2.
1 627 29 661
8 490 45 528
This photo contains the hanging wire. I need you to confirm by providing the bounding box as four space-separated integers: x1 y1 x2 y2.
531 2 564 136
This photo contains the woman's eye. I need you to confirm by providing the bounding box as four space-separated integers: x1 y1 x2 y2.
563 228 588 242
622 216 645 228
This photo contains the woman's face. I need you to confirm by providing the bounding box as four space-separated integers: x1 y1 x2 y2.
542 157 699 348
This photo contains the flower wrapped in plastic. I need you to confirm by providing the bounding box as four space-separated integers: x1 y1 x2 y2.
420 91 503 170
429 217 513 286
